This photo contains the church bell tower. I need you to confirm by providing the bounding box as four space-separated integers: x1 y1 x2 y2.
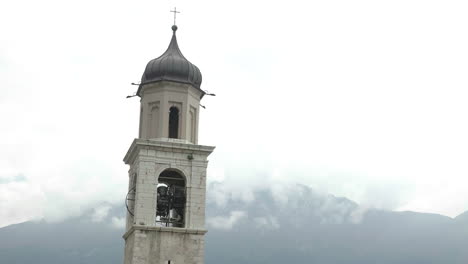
122 24 215 264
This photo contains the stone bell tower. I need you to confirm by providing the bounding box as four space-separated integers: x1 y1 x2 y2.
122 24 214 264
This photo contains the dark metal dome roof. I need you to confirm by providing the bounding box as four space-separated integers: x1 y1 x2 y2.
140 26 202 92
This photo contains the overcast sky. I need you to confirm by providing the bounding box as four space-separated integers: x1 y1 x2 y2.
1 0 468 228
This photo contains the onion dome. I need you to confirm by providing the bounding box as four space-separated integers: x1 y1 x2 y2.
139 25 202 95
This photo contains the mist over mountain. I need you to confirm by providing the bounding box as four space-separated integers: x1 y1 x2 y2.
1 184 467 264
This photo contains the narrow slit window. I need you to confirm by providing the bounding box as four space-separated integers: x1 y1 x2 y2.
169 107 179 139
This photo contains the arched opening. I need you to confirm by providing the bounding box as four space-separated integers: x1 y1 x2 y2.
156 169 186 227
168 106 179 139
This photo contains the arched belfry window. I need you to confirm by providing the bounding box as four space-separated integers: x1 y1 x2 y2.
168 107 179 139
156 170 186 227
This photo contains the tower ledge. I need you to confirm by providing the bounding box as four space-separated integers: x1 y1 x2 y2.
123 138 215 165
123 225 208 240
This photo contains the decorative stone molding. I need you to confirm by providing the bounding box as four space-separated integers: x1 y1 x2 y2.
123 139 215 165
123 225 208 240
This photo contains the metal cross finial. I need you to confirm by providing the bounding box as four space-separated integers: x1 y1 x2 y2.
170 7 180 26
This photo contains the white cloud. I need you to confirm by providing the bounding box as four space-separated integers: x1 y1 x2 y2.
253 216 280 230
0 180 45 227
91 205 111 222
111 216 126 229
1 0 468 228
349 206 370 224
207 211 247 230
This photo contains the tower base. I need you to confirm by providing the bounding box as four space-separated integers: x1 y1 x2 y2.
123 226 207 264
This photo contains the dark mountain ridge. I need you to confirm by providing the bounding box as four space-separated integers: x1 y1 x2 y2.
1 184 467 264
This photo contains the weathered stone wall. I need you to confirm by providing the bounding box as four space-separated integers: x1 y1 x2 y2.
124 230 135 264
127 140 211 229
123 139 214 264
138 82 203 144
125 228 205 264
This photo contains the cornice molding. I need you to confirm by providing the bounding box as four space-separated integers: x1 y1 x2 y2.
123 225 208 239
123 138 215 165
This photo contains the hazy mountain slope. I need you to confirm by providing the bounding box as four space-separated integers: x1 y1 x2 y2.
1 184 467 264
0 218 123 264
205 184 468 264
455 210 468 222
